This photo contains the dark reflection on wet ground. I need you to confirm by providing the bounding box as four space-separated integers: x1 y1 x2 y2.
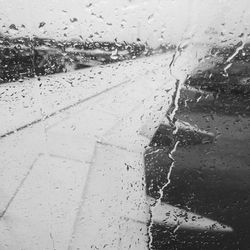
145 73 250 249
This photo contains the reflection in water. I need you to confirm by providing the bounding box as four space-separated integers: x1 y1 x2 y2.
145 65 250 249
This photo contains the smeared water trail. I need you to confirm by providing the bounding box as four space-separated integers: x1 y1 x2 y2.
147 52 185 248
147 140 179 249
223 33 247 77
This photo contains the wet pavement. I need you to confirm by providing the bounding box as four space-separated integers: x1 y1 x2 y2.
146 74 250 249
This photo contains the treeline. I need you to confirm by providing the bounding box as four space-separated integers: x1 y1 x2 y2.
0 36 153 83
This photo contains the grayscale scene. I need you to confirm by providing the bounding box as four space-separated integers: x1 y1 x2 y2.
0 0 250 249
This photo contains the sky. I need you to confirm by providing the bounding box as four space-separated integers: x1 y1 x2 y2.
0 0 250 47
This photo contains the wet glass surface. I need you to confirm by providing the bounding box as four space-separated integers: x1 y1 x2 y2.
1 0 250 249
146 71 250 249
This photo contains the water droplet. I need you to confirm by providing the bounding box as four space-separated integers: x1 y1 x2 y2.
147 14 154 23
86 3 93 8
9 24 18 30
70 18 78 23
39 22 46 28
